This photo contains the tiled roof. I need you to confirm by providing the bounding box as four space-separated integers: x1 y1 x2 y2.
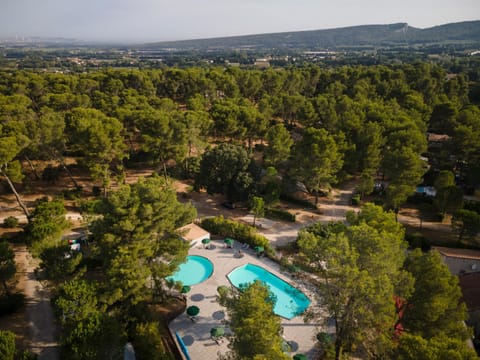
433 246 480 261
177 223 210 242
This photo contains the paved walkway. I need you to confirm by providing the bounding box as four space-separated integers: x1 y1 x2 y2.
169 241 321 360
17 247 59 359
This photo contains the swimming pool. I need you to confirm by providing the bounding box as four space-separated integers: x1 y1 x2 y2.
167 255 214 286
227 263 310 319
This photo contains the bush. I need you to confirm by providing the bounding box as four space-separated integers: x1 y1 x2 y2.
201 216 272 255
16 350 38 360
171 157 200 180
0 293 25 316
280 194 316 209
61 188 83 200
350 194 361 206
79 199 103 214
0 330 15 360
24 197 69 245
3 217 19 228
132 322 171 360
265 207 296 222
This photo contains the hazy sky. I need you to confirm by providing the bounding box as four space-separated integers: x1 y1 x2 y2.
1 0 479 43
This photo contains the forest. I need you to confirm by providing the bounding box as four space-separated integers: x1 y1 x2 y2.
0 62 480 359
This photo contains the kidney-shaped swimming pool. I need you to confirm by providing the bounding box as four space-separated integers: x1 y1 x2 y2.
167 255 214 286
227 263 310 319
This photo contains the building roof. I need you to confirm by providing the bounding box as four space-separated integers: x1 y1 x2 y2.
433 246 480 261
177 223 210 242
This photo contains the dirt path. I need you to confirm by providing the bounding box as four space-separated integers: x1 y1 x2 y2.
16 246 59 359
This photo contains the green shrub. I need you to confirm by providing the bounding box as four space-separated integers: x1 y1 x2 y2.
265 207 296 222
3 217 19 228
133 322 172 360
24 197 69 245
79 199 102 214
0 330 15 360
16 350 38 360
201 216 272 255
350 194 361 206
280 194 316 209
61 188 82 200
171 157 200 180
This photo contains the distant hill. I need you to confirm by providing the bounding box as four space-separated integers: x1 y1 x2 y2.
145 20 480 50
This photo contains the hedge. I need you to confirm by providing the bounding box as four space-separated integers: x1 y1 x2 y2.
280 194 316 209
265 207 296 222
3 217 19 228
200 216 273 255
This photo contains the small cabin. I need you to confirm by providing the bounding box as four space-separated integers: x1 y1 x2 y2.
177 223 210 247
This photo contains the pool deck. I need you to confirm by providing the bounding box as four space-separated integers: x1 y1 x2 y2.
169 240 321 360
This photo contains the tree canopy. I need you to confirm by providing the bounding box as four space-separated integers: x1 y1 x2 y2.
92 175 196 307
297 203 410 359
218 281 289 360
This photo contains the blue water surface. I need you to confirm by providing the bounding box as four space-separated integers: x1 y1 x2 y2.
167 255 214 286
227 263 310 319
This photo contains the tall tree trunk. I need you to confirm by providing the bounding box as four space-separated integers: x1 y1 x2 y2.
1 169 30 219
160 155 168 181
52 151 80 190
334 334 342 360
24 155 40 180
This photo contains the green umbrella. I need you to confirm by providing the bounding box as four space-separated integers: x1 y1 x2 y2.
254 246 264 253
181 285 191 294
202 238 211 247
186 305 200 317
224 238 234 246
293 354 308 360
210 327 225 337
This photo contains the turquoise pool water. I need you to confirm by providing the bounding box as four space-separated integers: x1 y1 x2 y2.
227 263 310 319
167 255 214 286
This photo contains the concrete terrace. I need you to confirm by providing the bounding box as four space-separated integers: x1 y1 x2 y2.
169 240 321 360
